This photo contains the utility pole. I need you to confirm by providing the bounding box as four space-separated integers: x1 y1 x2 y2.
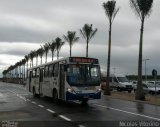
142 59 150 83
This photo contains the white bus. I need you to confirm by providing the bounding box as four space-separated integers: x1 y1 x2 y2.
26 57 101 103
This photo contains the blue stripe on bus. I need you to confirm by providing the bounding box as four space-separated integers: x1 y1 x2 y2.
66 91 101 101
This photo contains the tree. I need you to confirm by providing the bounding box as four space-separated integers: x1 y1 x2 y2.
37 47 45 64
80 24 97 57
25 55 29 73
63 31 79 57
29 50 36 67
130 0 153 100
49 41 56 61
43 43 50 63
35 50 39 66
54 37 65 59
21 58 26 83
103 0 119 95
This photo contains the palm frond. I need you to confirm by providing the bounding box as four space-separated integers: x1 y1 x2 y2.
130 0 153 20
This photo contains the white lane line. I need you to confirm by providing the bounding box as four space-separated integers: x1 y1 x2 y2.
7 89 27 101
79 125 85 127
38 105 44 108
26 99 30 101
46 109 55 113
94 103 160 121
59 115 72 121
31 101 36 104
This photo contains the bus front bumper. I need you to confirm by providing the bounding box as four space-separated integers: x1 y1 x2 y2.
66 91 101 101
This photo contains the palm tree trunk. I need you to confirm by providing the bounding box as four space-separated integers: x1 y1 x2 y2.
136 18 145 100
52 51 54 61
104 21 112 95
36 56 38 66
86 39 89 58
45 53 47 63
41 56 42 64
70 44 71 57
24 64 25 81
32 59 33 67
30 60 31 68
57 50 59 59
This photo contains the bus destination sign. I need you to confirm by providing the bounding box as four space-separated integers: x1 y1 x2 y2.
70 57 98 64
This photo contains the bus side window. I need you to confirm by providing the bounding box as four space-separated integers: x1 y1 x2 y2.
54 63 59 77
37 68 40 78
44 66 49 77
49 64 53 77
32 69 36 78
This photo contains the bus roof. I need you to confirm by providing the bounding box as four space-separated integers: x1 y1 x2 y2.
28 56 99 71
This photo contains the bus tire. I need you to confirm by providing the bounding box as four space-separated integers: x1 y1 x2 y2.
81 99 88 105
52 89 58 103
128 90 131 93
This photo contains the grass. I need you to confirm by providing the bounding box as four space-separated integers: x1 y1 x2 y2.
106 91 160 106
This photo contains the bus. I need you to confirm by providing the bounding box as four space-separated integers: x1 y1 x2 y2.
26 57 101 103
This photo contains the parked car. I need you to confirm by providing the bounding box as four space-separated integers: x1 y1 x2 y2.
134 83 160 95
146 81 160 87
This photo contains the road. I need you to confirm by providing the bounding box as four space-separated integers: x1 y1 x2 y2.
0 82 160 127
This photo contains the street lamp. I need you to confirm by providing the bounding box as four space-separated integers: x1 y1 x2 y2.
142 58 150 83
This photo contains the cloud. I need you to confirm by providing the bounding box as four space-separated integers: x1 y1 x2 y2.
0 0 160 77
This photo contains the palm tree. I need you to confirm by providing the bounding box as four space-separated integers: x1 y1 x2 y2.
63 31 79 57
29 50 36 67
49 41 56 61
103 0 119 95
80 24 98 57
35 50 39 66
43 43 50 63
25 55 29 73
37 47 45 64
22 58 26 82
54 37 65 59
130 0 153 100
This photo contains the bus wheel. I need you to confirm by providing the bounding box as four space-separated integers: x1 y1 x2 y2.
81 99 88 106
128 90 131 93
52 89 58 103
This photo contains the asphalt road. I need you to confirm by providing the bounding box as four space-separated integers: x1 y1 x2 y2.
0 82 160 127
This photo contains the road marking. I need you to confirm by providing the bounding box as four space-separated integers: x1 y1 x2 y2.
59 115 71 121
79 125 85 127
26 99 30 101
31 101 36 104
94 103 160 121
38 105 44 108
46 109 55 113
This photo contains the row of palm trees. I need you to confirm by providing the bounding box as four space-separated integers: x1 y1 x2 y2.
2 24 98 82
2 0 153 101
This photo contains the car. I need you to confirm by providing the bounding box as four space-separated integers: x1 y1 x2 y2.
146 81 160 87
134 83 160 95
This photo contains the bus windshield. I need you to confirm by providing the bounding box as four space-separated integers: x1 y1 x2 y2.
66 64 100 86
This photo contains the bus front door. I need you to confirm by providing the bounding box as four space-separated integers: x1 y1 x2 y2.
59 64 65 99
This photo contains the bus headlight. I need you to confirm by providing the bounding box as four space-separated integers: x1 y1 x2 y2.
67 88 74 93
97 89 101 92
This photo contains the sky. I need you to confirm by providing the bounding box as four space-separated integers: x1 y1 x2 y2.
0 0 160 77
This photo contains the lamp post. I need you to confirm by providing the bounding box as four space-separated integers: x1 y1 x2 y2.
142 59 150 83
